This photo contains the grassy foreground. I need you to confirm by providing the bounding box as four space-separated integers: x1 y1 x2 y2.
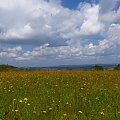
0 70 120 120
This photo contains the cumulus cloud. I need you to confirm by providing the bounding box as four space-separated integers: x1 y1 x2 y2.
0 0 103 47
84 24 120 56
79 4 102 36
0 46 22 58
99 0 117 14
16 44 82 61
99 0 120 25
0 0 120 65
4 23 120 61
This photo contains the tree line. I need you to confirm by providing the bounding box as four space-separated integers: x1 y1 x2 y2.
94 64 120 70
0 64 120 71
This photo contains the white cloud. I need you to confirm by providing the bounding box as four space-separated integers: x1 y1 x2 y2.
15 44 82 61
80 4 102 36
99 0 117 14
84 24 120 56
0 0 120 65
0 0 104 47
10 23 120 61
0 46 22 58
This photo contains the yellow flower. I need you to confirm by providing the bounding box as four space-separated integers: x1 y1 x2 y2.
63 113 67 116
15 110 19 112
19 100 23 103
24 98 28 101
100 112 105 115
27 103 30 106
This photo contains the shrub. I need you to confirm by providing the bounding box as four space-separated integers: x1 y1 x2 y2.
114 64 120 70
94 65 104 70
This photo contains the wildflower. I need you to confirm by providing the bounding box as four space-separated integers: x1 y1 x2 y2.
24 98 28 101
78 111 83 114
19 100 23 103
49 108 52 110
27 103 30 106
63 113 67 116
15 110 19 112
100 112 105 116
42 111 47 114
66 102 69 105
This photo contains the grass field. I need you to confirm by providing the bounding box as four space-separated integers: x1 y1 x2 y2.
0 70 120 120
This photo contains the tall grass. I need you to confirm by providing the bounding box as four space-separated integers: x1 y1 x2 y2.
0 70 120 120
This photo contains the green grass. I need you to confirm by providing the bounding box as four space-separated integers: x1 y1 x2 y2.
0 70 120 120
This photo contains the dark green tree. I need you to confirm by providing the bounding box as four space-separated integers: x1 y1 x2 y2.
94 65 104 70
114 64 120 70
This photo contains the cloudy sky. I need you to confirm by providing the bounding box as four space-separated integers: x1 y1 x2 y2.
0 0 120 67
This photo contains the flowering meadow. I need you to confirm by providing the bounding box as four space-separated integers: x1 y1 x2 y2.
0 70 120 120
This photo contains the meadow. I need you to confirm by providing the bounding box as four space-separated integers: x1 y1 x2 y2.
0 70 120 120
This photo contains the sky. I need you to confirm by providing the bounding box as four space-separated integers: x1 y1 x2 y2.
0 0 120 67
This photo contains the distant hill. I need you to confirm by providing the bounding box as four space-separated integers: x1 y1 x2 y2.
30 64 117 70
0 64 119 71
0 64 18 71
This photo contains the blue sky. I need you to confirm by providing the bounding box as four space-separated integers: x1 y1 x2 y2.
61 0 100 9
0 0 120 67
62 0 85 9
